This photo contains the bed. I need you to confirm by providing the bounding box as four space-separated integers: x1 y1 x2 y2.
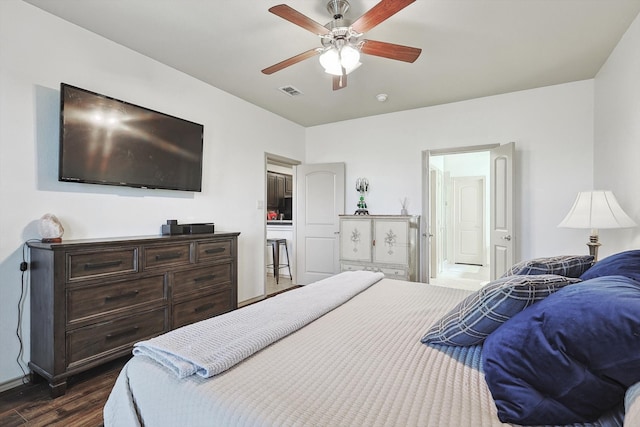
104 252 640 427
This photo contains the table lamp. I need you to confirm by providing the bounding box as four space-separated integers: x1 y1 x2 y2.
558 190 636 261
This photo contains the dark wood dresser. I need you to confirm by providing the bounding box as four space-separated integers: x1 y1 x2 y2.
27 232 239 397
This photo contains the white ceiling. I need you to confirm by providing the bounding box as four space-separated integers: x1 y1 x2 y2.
24 0 640 127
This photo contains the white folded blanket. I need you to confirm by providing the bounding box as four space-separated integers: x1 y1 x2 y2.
133 270 384 378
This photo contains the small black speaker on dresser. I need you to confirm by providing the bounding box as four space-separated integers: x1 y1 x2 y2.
162 219 184 235
183 223 215 234
162 220 215 235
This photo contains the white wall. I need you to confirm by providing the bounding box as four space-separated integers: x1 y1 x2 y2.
594 11 640 256
443 151 490 178
0 1 305 387
306 80 595 261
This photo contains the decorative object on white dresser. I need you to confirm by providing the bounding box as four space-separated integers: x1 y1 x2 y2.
399 197 409 216
339 215 420 281
354 177 369 215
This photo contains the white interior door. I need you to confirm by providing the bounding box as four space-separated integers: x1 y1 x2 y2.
295 163 345 285
490 142 515 279
453 176 485 265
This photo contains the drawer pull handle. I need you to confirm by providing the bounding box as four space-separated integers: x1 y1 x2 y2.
84 260 123 270
205 247 225 254
105 326 140 340
194 274 216 283
155 252 183 261
194 303 215 313
105 290 139 302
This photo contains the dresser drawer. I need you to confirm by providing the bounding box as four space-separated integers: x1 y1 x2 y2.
379 266 408 280
341 263 408 279
143 243 191 269
172 289 233 329
341 263 365 272
196 239 232 263
67 248 138 282
67 275 165 324
67 308 167 366
173 263 231 297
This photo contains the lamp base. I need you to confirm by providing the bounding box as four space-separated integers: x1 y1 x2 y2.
42 237 62 243
587 235 601 262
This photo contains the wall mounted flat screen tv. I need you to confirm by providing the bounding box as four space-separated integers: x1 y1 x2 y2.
59 83 204 192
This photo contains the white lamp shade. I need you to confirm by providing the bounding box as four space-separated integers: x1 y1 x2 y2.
340 45 360 69
319 45 361 76
319 48 341 75
558 190 636 229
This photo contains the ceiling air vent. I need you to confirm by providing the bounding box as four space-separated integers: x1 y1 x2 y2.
278 85 303 97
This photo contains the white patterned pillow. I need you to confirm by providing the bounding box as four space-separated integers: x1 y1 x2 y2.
421 274 581 346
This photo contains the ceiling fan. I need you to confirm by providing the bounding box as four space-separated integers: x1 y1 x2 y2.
261 0 422 90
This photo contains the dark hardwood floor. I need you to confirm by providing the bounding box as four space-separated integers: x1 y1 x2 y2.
0 356 129 427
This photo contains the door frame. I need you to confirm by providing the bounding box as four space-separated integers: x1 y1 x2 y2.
489 142 516 279
429 167 443 277
264 153 301 297
421 144 499 283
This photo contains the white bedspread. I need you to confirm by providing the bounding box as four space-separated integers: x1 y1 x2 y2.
105 278 624 427
133 270 383 378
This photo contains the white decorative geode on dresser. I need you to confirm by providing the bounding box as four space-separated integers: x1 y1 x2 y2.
339 215 420 281
38 213 64 242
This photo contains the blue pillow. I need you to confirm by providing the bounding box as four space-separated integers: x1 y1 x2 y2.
580 249 640 282
502 255 594 278
420 274 580 346
483 275 640 425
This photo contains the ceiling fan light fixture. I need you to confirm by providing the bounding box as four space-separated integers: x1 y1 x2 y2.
265 0 422 90
319 47 339 74
340 44 360 68
319 45 361 76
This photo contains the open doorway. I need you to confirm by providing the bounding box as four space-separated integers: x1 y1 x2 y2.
425 148 493 290
265 154 300 297
422 142 515 289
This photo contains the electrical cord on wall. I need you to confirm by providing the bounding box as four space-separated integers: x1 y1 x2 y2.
16 240 39 383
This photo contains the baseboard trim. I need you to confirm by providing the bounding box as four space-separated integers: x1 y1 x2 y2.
239 295 265 308
0 376 28 393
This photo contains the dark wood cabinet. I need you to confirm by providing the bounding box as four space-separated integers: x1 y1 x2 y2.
267 171 293 210
28 232 239 397
276 175 285 203
285 175 293 197
267 173 278 210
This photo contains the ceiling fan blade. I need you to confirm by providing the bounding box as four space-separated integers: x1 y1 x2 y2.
269 4 330 35
360 39 421 63
262 48 321 75
351 0 415 34
333 73 347 91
